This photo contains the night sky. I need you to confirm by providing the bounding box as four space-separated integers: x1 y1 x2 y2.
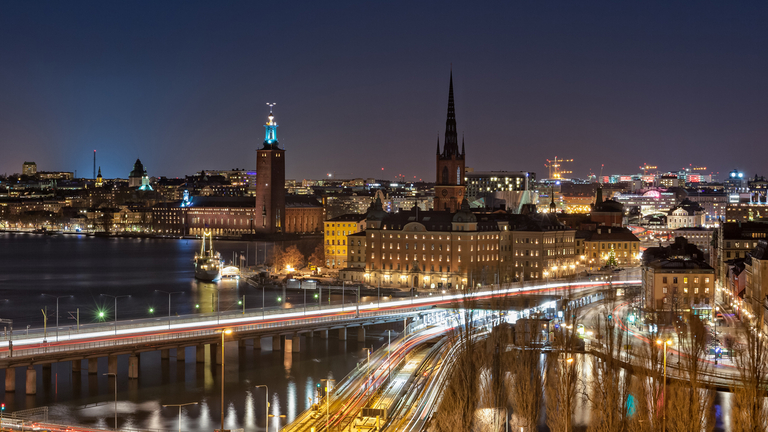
1 1 767 181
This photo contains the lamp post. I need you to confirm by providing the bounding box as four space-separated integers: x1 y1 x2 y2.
103 372 117 429
162 402 197 432
656 338 673 432
41 294 72 342
155 290 183 329
255 385 268 431
320 378 335 429
219 328 232 432
383 329 396 383
100 294 130 335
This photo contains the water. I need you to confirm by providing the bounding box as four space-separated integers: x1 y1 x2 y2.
0 233 388 431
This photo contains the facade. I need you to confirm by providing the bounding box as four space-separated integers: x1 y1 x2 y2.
285 196 323 234
666 199 705 229
713 222 768 289
725 202 768 223
254 108 286 234
502 214 577 282
465 171 534 201
642 238 714 321
744 241 768 329
433 73 466 213
22 162 37 176
583 226 640 268
324 214 367 269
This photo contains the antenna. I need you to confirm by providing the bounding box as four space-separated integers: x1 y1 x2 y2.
93 150 96 180
266 102 276 113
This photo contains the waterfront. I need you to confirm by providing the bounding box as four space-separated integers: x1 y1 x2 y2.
0 233 388 431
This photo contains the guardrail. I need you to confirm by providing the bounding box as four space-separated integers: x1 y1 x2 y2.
0 274 641 360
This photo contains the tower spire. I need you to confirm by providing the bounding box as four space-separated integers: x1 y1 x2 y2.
436 134 440 154
443 71 458 157
461 133 465 156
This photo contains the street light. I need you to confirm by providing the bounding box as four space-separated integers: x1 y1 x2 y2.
320 378 335 429
656 338 673 432
100 294 130 335
255 385 268 431
41 294 73 342
103 372 117 429
162 402 198 432
155 290 183 329
219 328 232 432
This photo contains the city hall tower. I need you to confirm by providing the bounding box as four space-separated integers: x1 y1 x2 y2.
254 105 285 233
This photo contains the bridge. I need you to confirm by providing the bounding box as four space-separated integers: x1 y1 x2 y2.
0 275 640 395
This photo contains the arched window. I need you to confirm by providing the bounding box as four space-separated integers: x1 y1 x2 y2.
442 166 449 185
456 167 461 185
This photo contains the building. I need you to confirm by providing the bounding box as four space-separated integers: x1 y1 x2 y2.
254 107 286 234
95 167 104 188
434 73 466 213
324 214 367 269
284 195 323 234
615 189 682 216
590 186 624 227
659 174 683 188
359 197 501 289
744 241 768 330
724 169 748 194
22 162 37 176
183 197 256 237
500 212 577 282
642 237 714 322
582 226 640 268
465 171 535 203
713 222 768 290
725 202 768 223
129 159 146 188
666 199 705 229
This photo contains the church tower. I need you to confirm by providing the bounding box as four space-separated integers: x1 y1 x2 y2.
254 105 286 234
434 72 466 212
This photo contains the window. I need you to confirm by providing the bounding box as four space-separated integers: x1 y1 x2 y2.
673 277 678 284
663 287 667 293
684 277 688 284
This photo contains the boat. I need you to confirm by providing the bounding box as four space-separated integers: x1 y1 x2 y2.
194 230 222 281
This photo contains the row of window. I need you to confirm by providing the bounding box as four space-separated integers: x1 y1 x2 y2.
661 276 711 284
662 286 710 294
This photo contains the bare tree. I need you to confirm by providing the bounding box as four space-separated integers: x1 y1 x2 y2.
546 288 581 432
508 322 544 431
730 317 768 432
665 314 714 432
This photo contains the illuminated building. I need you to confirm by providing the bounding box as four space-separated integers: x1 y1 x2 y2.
666 199 705 229
324 214 367 269
726 202 768 223
254 106 286 233
434 72 466 212
465 171 535 201
582 226 640 268
95 167 103 188
724 169 748 194
642 237 714 322
22 162 36 176
284 196 323 234
713 222 768 290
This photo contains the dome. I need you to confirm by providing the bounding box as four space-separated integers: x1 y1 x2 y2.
453 199 476 223
130 159 145 178
366 196 387 221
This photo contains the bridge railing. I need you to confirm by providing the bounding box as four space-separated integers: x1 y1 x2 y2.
0 273 641 356
0 305 429 358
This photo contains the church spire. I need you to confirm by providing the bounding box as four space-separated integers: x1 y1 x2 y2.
436 134 440 154
442 71 459 157
461 134 465 155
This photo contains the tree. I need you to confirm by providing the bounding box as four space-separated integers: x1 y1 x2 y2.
606 245 619 267
730 317 768 432
271 244 304 271
308 243 325 268
546 305 581 432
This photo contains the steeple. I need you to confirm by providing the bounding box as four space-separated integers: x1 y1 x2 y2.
436 134 440 154
441 71 459 157
461 134 465 155
263 103 279 149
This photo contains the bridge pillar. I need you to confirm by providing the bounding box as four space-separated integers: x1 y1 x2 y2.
195 345 205 363
338 328 347 341
319 329 328 339
357 326 366 342
25 366 36 395
253 337 261 350
238 339 247 349
5 367 15 392
291 334 301 352
128 355 139 379
108 355 118 374
306 330 314 339
88 358 98 374
72 359 81 372
271 336 281 351
161 349 170 359
176 347 186 362
215 344 223 365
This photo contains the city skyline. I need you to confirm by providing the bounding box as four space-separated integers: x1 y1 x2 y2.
1 1 767 180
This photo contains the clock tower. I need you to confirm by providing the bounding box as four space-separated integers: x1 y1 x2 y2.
434 72 466 212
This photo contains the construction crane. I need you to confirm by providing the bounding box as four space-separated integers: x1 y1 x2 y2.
639 164 657 176
545 156 573 180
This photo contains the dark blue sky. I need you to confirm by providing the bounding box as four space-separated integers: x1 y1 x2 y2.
1 1 766 181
